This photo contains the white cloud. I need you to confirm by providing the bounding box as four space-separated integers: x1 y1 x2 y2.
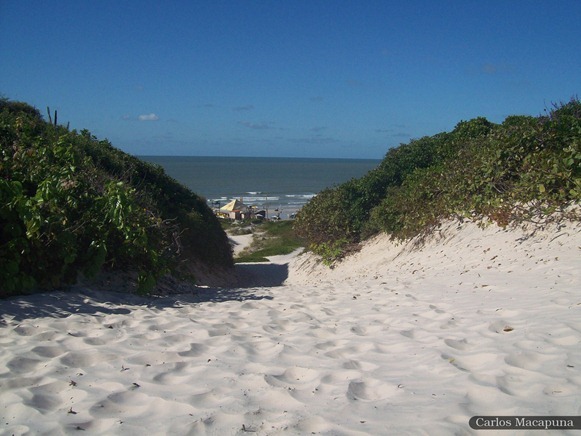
138 113 159 121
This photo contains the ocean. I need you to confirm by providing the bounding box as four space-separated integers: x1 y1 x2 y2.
140 156 381 219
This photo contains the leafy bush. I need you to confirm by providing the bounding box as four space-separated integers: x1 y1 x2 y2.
1 98 233 296
295 98 581 254
294 116 495 245
309 238 350 266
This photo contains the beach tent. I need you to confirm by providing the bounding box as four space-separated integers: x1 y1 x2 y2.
220 199 248 220
220 199 247 212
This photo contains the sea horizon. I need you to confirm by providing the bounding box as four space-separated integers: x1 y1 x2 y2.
138 154 382 161
140 155 381 219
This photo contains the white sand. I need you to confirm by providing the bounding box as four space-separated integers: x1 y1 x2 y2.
229 233 255 257
1 218 580 435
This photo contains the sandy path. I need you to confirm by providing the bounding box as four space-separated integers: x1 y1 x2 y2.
1 219 580 435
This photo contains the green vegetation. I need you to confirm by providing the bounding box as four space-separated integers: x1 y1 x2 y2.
235 220 305 263
294 99 581 264
1 98 233 297
3 96 578 290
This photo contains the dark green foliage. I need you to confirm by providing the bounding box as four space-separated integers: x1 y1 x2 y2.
295 99 581 256
294 116 497 248
1 98 232 296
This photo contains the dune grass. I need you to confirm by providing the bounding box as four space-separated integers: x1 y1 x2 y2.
235 220 305 263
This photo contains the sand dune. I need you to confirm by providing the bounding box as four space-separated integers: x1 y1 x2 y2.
1 218 580 435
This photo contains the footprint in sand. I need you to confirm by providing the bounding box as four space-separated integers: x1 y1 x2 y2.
540 326 581 346
306 326 337 340
163 333 196 346
30 345 65 358
6 356 43 374
264 367 320 388
60 350 116 368
23 380 70 413
350 325 367 336
374 342 410 353
444 338 470 351
440 318 459 329
442 351 499 372
315 340 339 351
342 359 379 372
429 304 446 314
3 376 44 390
240 301 263 310
543 383 580 397
207 327 231 337
440 353 469 372
496 374 544 397
320 370 361 386
465 384 513 411
126 350 175 366
12 324 38 336
24 392 62 413
346 379 398 401
189 388 235 408
240 340 282 362
321 307 335 316
33 331 59 341
417 308 449 321
152 368 196 385
296 416 333 433
263 320 292 334
89 390 152 418
177 343 209 357
82 337 109 346
504 351 555 371
488 320 514 333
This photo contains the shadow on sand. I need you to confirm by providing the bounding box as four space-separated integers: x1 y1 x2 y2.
0 286 276 323
235 262 289 287
0 262 290 323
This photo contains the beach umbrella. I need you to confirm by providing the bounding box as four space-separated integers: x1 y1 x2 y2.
220 199 246 212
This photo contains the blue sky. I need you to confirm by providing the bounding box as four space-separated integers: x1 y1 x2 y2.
1 1 580 159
